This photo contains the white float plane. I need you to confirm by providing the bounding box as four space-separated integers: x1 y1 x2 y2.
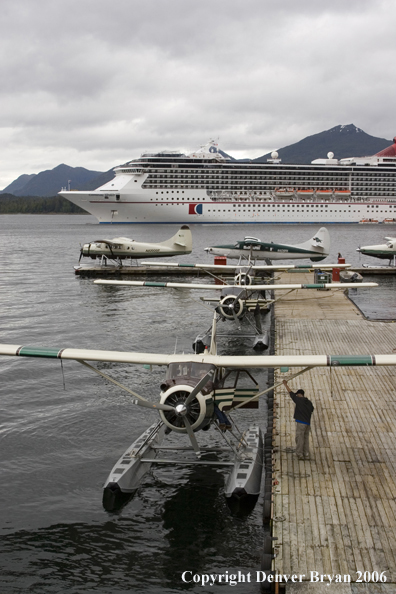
204 227 330 262
0 321 395 513
78 225 192 265
94 277 378 351
357 237 396 266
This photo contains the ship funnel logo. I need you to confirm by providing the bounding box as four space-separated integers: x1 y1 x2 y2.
189 204 203 215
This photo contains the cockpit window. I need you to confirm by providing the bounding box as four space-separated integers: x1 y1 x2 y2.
166 362 215 380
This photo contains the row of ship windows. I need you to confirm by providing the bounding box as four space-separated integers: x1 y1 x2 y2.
145 167 395 173
146 175 351 180
151 195 396 204
153 203 393 211
144 174 396 181
146 183 396 189
154 205 390 214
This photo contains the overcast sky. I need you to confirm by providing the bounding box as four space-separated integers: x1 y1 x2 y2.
1 0 395 188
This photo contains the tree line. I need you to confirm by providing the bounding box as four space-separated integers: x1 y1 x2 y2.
0 194 87 214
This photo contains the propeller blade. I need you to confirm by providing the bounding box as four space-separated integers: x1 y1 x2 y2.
78 249 83 263
184 369 215 408
254 302 263 334
131 398 174 412
183 416 201 456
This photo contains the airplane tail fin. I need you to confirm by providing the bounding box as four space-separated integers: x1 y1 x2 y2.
159 225 193 253
294 227 330 262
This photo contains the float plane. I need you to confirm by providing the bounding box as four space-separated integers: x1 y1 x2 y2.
205 227 330 262
357 237 396 266
78 225 192 266
0 318 394 514
94 277 377 351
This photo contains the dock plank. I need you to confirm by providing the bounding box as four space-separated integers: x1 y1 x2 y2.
271 271 396 584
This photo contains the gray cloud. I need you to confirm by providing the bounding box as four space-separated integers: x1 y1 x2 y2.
1 0 395 187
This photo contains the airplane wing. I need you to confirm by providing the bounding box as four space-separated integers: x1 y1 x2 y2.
93 279 377 290
139 261 352 270
0 344 395 368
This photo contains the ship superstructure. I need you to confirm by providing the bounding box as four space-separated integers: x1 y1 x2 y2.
59 139 396 224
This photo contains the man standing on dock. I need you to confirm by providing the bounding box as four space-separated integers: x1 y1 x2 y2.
282 380 314 460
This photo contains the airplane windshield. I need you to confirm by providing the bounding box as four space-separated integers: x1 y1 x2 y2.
166 362 215 380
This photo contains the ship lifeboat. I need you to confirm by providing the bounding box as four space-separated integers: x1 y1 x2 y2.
296 189 314 197
334 189 351 198
315 189 334 198
383 218 396 224
274 187 294 197
359 218 379 224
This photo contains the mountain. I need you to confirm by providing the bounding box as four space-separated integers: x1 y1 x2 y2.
1 125 393 198
254 124 392 163
3 173 37 194
78 167 118 191
1 164 103 197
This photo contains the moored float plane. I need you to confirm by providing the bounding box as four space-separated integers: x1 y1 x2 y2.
204 227 330 262
94 277 378 351
78 225 192 265
0 324 395 514
357 237 396 266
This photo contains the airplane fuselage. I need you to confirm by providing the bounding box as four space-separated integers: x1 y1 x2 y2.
82 240 190 259
206 242 326 261
357 238 396 261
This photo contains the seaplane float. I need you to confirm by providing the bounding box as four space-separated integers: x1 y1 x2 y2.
1 313 395 515
357 237 396 266
77 225 192 267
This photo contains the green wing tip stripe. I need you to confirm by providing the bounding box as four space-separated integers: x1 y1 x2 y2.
18 346 63 358
302 284 324 289
330 355 374 366
179 264 195 267
144 282 167 287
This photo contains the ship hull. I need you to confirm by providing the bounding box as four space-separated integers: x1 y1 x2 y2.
61 190 396 224
59 138 396 224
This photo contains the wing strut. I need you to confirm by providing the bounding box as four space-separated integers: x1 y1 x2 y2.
233 366 315 410
77 360 174 412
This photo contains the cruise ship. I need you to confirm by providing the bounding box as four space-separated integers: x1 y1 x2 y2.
59 137 396 224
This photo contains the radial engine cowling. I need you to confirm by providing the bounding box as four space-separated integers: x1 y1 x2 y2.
159 385 214 433
235 272 253 286
217 295 245 320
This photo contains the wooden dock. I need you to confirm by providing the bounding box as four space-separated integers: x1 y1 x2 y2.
269 272 396 592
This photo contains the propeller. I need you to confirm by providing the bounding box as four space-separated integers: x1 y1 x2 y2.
218 295 244 320
254 301 263 334
235 264 254 286
79 361 214 456
183 416 201 455
183 368 215 408
130 398 175 412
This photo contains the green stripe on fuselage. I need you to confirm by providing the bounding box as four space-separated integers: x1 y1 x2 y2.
18 346 62 358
